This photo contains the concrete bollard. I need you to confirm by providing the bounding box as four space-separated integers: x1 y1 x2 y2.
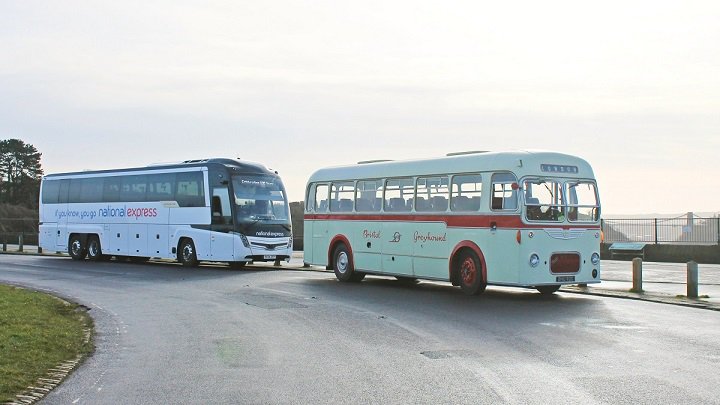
687 261 698 298
18 233 23 253
632 258 643 292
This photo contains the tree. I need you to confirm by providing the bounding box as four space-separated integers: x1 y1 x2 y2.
0 139 43 208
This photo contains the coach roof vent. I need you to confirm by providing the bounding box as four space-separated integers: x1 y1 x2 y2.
357 159 394 164
446 151 489 157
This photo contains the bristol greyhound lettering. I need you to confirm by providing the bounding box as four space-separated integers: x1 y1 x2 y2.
413 231 447 243
362 230 381 239
389 232 401 243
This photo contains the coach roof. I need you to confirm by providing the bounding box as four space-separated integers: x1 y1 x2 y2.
44 158 277 179
307 150 595 183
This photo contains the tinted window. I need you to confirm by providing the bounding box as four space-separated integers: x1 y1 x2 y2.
175 172 205 207
147 173 175 201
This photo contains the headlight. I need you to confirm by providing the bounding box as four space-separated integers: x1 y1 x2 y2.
591 252 600 265
529 253 540 268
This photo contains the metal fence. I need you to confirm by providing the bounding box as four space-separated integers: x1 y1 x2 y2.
602 215 720 245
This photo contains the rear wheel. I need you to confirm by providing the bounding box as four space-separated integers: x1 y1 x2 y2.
536 285 560 295
69 235 87 260
456 250 486 296
178 239 199 267
86 236 103 261
333 243 365 282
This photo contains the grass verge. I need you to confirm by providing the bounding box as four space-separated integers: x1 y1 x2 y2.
0 284 93 403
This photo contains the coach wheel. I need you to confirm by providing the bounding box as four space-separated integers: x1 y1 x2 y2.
456 250 486 296
69 235 87 260
536 285 560 295
333 243 365 282
87 236 103 261
178 239 199 267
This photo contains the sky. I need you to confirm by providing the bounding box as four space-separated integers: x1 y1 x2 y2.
0 1 718 215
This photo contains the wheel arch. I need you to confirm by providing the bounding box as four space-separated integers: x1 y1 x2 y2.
177 236 193 252
68 232 88 246
327 234 352 270
449 241 487 284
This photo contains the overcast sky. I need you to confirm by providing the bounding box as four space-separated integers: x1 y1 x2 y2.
1 1 718 215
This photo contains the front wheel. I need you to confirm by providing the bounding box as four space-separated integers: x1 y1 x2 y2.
536 285 560 295
178 239 199 267
456 250 486 296
69 235 87 260
333 243 365 282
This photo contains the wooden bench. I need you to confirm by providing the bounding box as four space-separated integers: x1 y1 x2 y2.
608 242 646 260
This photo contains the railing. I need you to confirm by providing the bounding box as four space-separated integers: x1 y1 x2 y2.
602 215 720 245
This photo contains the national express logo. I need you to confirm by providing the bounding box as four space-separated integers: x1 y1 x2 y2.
55 205 158 221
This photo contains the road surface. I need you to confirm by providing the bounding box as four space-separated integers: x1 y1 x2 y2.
1 255 719 404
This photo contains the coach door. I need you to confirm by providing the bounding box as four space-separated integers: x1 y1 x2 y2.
308 183 330 265
210 186 235 260
380 178 414 276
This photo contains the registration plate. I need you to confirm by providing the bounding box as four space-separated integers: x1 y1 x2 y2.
263 255 277 260
556 276 575 282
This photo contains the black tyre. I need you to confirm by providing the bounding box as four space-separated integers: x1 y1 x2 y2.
333 243 365 282
69 235 87 260
86 236 104 261
456 250 486 296
178 239 199 267
536 285 560 295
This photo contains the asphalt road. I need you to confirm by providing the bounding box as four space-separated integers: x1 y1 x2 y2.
1 255 720 404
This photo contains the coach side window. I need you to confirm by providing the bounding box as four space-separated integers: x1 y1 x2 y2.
147 173 175 201
491 173 518 211
103 177 121 202
384 178 413 212
41 179 69 204
330 182 355 212
175 172 205 207
356 180 382 212
120 175 148 202
451 174 482 211
416 176 449 212
41 180 61 204
314 184 329 212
